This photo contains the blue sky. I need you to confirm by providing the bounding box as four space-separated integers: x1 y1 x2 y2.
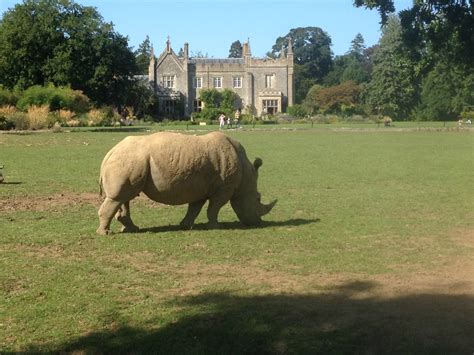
0 0 413 57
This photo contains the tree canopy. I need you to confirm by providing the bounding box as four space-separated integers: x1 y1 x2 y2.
228 40 243 58
135 35 152 75
270 27 333 103
363 16 418 119
0 0 138 107
271 26 333 78
354 0 474 61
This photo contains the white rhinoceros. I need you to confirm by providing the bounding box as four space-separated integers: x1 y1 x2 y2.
96 131 276 234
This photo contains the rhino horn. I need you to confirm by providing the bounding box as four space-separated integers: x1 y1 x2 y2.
258 199 277 217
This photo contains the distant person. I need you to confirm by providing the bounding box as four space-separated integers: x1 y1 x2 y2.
458 118 464 127
227 116 232 129
234 109 241 128
219 113 226 130
466 119 472 126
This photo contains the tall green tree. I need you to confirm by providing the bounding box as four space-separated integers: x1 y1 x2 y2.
0 0 138 107
271 27 333 78
418 60 474 120
324 34 373 86
270 27 333 103
228 40 243 58
354 0 474 62
348 33 366 59
135 35 152 75
363 16 418 119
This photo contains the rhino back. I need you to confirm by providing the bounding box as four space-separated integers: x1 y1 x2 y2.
142 132 243 205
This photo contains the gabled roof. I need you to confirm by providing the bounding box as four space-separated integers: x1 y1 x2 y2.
156 47 184 71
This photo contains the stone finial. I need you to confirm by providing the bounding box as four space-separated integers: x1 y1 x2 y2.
166 35 171 53
287 37 293 55
150 45 155 60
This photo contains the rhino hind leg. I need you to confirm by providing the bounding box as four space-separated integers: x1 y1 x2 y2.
97 197 123 235
116 201 139 233
180 199 207 230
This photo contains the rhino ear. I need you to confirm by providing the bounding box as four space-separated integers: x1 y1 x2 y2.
253 158 263 171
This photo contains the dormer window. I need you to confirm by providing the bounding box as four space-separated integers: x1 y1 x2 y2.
163 75 175 88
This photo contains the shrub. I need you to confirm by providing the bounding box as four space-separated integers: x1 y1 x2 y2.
287 104 308 118
0 87 19 106
308 81 363 114
66 119 81 127
0 106 18 130
17 85 90 113
240 114 256 124
199 107 221 123
220 89 239 112
49 109 76 126
8 112 29 130
200 89 221 109
460 110 474 121
26 105 51 130
0 117 14 130
87 107 120 126
0 105 18 117
87 109 106 126
57 109 75 124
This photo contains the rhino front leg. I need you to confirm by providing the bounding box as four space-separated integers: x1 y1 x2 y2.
180 199 206 230
207 189 233 229
97 197 122 235
116 201 139 233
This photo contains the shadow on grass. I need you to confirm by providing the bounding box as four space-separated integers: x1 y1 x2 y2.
29 281 473 353
0 181 23 185
138 218 320 233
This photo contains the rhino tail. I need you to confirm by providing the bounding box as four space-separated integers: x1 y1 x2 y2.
99 176 103 197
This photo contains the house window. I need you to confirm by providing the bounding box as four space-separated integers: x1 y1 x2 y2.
262 99 278 115
213 77 222 88
233 76 242 88
163 75 174 88
265 74 273 88
193 77 202 88
163 99 177 115
193 99 202 112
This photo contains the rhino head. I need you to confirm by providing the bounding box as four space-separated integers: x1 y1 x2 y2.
231 158 277 226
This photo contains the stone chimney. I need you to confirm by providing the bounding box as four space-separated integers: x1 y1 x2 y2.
166 36 171 53
148 45 155 83
243 39 252 64
287 38 294 106
183 42 189 59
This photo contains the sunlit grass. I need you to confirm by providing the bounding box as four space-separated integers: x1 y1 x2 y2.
0 126 473 352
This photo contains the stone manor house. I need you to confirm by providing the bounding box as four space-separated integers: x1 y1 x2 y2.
148 39 294 118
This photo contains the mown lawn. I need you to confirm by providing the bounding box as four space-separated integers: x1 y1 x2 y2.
1 126 473 353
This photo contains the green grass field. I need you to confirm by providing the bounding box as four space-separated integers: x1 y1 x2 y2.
1 126 473 353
